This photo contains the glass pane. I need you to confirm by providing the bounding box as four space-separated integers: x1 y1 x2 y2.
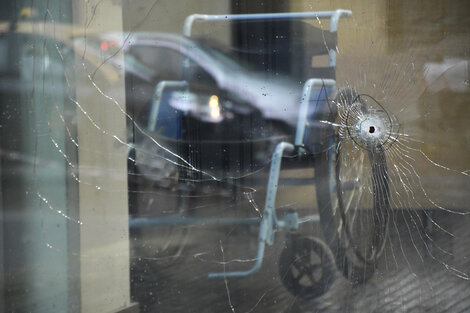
0 1 469 312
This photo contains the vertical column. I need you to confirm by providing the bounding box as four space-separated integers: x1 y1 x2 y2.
72 1 135 312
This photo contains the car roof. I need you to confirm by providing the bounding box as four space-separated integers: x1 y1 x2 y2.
118 32 248 84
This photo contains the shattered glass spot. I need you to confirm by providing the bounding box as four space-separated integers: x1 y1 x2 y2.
0 0 469 312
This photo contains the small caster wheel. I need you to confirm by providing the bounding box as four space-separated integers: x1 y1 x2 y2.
279 234 336 299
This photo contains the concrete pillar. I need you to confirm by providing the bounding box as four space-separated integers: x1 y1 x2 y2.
72 1 135 312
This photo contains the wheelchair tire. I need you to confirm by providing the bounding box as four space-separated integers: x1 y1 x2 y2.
279 234 336 299
315 88 390 285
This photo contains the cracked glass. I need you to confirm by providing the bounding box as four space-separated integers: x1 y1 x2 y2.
0 1 469 312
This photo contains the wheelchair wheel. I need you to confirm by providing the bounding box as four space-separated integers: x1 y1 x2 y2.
279 234 336 299
315 88 390 284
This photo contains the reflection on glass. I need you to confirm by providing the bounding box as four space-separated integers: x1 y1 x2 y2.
0 1 469 313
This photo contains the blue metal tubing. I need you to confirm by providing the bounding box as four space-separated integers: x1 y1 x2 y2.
209 142 294 278
247 177 315 186
129 215 319 228
148 80 189 131
298 214 320 224
295 79 336 148
129 217 260 228
183 10 352 37
264 142 296 229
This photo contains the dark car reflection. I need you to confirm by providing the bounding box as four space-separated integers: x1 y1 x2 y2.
96 28 335 187
97 33 298 185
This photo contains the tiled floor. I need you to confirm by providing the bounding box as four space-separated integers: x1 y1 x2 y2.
130 180 470 313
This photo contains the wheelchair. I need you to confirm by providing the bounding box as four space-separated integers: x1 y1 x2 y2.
129 9 391 299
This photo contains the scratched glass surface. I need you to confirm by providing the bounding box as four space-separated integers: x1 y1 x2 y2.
0 1 469 312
